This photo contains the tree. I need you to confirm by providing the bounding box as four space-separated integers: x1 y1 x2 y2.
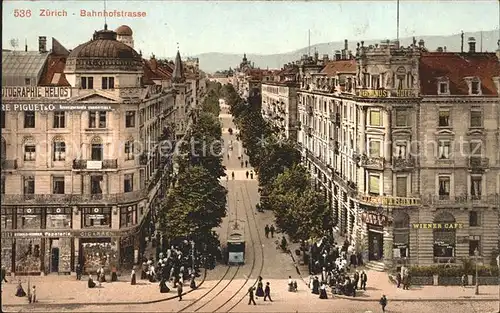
268 164 310 196
257 139 301 188
159 166 227 243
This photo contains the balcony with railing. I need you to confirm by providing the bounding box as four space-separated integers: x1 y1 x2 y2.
392 157 415 171
72 159 118 170
422 194 499 206
467 157 489 172
1 159 18 170
360 155 385 170
1 190 149 205
357 194 421 207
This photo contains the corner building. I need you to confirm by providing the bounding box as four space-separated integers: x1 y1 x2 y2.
0 25 203 275
294 38 500 269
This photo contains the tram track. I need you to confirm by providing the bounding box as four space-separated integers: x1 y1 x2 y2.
209 183 265 313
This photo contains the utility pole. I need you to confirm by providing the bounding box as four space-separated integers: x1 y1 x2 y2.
308 29 311 57
396 0 400 42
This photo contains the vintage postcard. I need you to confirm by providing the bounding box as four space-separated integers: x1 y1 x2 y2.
1 1 500 312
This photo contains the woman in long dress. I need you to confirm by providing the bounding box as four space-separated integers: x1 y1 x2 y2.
312 277 320 294
159 278 170 293
130 269 137 285
255 276 264 297
319 283 328 299
88 275 96 288
15 281 26 297
189 274 197 290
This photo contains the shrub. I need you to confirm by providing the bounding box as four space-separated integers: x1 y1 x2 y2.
409 264 498 277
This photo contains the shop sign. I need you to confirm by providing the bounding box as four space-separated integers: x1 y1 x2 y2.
1 231 72 238
76 230 117 238
356 89 416 98
362 212 387 226
88 214 105 220
2 86 71 99
411 223 463 229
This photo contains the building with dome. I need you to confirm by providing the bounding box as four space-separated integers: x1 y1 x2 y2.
0 25 206 276
115 25 134 48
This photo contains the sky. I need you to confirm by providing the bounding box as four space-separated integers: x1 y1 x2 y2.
2 1 499 58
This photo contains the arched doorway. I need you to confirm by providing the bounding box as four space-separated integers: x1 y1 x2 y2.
393 212 410 260
433 212 456 263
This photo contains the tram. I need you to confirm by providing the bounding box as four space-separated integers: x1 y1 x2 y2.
227 220 245 265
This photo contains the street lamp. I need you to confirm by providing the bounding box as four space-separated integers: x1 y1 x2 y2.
474 248 479 295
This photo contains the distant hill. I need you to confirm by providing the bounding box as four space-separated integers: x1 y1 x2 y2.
185 30 499 73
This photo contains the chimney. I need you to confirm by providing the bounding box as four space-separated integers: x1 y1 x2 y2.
418 39 425 48
335 50 341 61
436 47 443 52
443 46 447 52
25 38 28 52
38 36 47 53
460 31 464 53
322 54 329 62
344 39 348 50
468 37 476 53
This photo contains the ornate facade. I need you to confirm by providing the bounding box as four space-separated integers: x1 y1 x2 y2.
0 25 205 275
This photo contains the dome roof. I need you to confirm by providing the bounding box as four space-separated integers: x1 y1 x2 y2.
68 29 140 60
116 25 133 36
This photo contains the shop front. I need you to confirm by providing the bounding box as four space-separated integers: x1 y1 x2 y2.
361 211 388 261
393 212 410 265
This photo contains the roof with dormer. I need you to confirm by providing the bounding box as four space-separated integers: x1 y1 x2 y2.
320 60 356 77
419 52 500 96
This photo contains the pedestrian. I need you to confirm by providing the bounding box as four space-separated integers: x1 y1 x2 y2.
246 171 249 179
1 266 8 283
353 271 360 290
131 268 137 285
360 271 367 290
232 172 235 180
264 282 273 301
87 275 96 288
461 274 467 289
402 274 408 290
250 171 254 179
15 280 26 297
227 153 230 160
75 264 82 280
177 281 183 301
319 283 328 299
379 295 387 312
270 225 275 238
396 272 401 288
190 274 197 289
264 225 270 238
248 286 256 305
256 276 264 297
245 160 248 167
241 160 244 168
28 285 37 303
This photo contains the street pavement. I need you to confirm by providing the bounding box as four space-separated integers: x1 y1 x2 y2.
2 106 499 313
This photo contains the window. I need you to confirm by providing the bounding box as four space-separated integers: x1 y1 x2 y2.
25 78 31 85
396 176 407 197
438 140 451 159
368 140 381 157
438 110 450 127
469 141 482 157
125 111 136 128
371 75 380 89
52 176 65 194
439 82 449 94
17 208 42 230
102 77 115 89
88 111 107 128
82 207 111 228
469 211 480 227
471 81 480 95
120 206 137 228
24 111 35 128
470 175 482 200
369 110 381 126
23 176 35 194
124 174 133 193
81 77 94 89
395 109 408 127
125 141 134 160
53 140 66 161
46 207 72 229
1 112 5 128
91 143 103 161
470 109 482 128
438 176 451 199
468 236 481 256
53 112 65 128
24 144 36 161
368 174 380 195
395 142 407 158
90 175 103 195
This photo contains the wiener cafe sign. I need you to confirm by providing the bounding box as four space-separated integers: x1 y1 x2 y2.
2 86 71 99
411 223 463 229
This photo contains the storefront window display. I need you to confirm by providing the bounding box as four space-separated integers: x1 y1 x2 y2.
120 205 137 228
393 212 410 258
45 207 72 229
16 207 42 229
433 212 456 262
44 237 72 273
82 207 111 228
1 208 14 229
1 238 13 273
80 239 118 274
15 238 42 273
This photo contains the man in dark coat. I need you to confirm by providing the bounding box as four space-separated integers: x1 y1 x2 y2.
1 266 8 283
269 225 275 238
360 271 367 290
75 264 82 280
177 282 183 301
248 286 256 305
263 282 273 301
353 271 360 290
379 295 388 312
264 225 270 238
